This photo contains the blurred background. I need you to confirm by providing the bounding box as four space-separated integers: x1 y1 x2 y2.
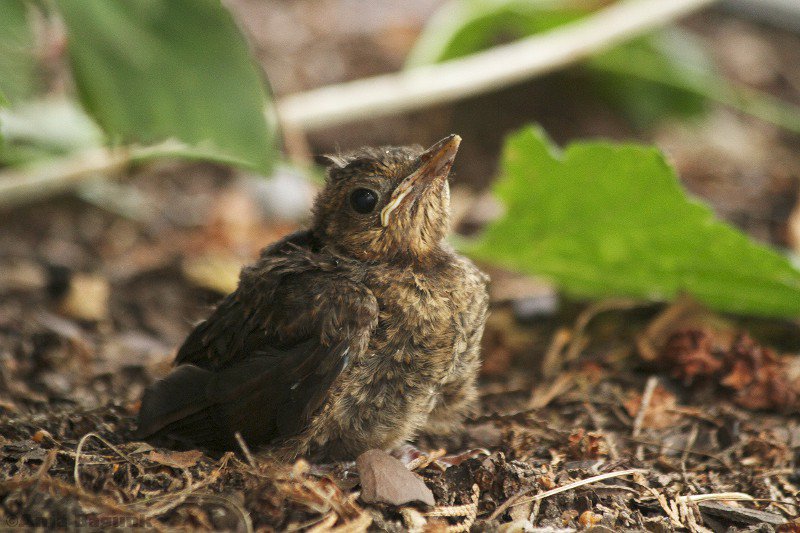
239 0 800 246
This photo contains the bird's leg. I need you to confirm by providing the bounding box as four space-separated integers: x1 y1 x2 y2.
391 444 489 470
308 460 357 480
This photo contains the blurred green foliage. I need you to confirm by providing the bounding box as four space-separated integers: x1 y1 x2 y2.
589 31 710 127
407 0 709 127
0 99 104 165
57 0 276 173
409 0 800 132
0 0 277 173
0 1 39 103
466 126 800 317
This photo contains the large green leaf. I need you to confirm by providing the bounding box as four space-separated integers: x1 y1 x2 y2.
0 0 39 103
56 0 276 173
466 126 800 317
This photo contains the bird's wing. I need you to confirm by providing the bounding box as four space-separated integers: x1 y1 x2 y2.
136 235 378 449
173 230 325 370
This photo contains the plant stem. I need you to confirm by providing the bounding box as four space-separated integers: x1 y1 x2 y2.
0 146 130 208
276 0 719 131
0 140 243 208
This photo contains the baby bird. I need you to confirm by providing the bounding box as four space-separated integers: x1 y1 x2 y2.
135 135 489 461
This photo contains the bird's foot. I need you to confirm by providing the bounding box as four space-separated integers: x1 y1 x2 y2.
392 444 490 471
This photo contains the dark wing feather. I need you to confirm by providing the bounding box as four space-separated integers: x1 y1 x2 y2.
175 229 322 370
135 365 217 440
173 293 266 370
136 232 377 450
274 339 351 436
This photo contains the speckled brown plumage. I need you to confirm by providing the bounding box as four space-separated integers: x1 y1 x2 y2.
135 135 489 461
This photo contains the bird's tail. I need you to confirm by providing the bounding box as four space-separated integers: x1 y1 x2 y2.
135 357 292 450
134 364 232 448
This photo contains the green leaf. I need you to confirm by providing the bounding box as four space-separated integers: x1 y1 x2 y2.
588 30 710 127
0 88 6 149
407 0 583 67
56 0 277 173
0 98 105 165
0 0 40 103
465 126 800 318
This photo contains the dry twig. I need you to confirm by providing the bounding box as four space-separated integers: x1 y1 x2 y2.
679 492 755 503
235 431 258 470
74 432 141 493
488 468 646 520
632 376 659 461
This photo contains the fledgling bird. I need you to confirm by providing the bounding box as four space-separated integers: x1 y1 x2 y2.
135 135 489 461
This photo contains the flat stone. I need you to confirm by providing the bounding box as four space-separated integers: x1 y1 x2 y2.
356 449 435 507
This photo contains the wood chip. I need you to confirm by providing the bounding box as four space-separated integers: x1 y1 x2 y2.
58 273 110 322
698 501 786 526
148 449 205 469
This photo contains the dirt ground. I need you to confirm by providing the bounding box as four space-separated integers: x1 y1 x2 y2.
2 2 800 531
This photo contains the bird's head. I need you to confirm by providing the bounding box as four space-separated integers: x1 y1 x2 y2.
312 134 461 263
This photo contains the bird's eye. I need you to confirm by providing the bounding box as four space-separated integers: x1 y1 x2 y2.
349 188 379 214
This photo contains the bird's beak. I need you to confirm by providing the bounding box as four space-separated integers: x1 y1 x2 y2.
381 134 461 227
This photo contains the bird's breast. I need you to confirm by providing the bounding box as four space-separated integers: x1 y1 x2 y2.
348 266 470 395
